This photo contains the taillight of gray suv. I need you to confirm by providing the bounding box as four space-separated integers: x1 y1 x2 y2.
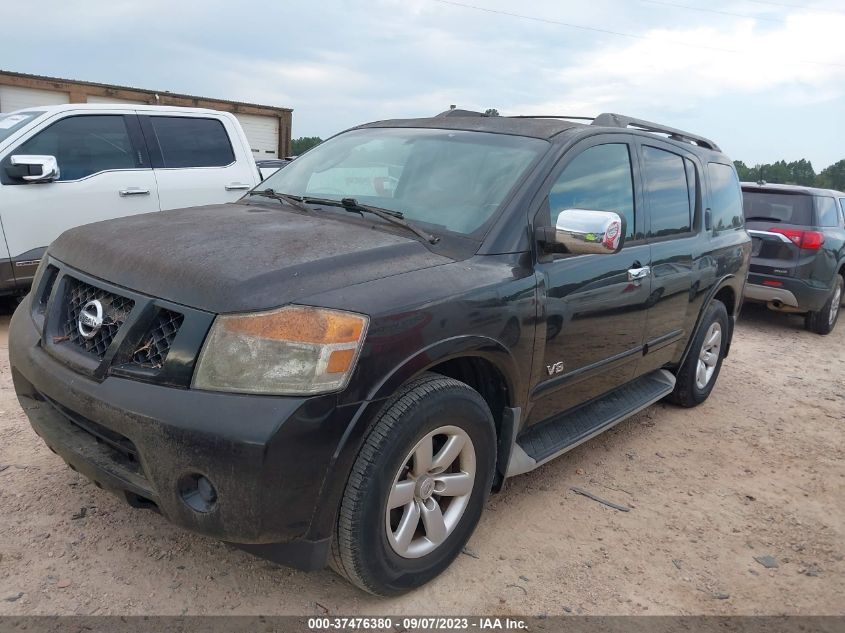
742 183 845 334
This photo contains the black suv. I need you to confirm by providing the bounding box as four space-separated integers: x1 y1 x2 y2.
742 183 845 334
9 111 750 595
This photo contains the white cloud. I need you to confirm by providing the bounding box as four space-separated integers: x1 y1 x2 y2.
518 12 845 116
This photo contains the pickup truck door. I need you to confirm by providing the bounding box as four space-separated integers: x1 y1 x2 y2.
139 114 258 210
634 140 701 374
528 135 651 426
0 112 158 287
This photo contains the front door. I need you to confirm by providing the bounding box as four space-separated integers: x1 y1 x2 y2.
139 114 257 210
0 113 158 285
529 136 651 426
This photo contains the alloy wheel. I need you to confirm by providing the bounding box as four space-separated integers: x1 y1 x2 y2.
695 322 722 390
385 425 476 559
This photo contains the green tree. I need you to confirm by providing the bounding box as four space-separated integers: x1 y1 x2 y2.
484 108 500 117
290 136 322 155
817 159 845 190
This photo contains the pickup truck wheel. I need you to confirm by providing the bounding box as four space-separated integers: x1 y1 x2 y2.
668 299 728 408
805 275 843 335
331 372 496 596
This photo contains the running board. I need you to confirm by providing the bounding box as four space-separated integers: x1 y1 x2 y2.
506 369 675 477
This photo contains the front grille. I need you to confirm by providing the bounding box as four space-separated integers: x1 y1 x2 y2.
132 310 184 369
37 265 59 312
63 278 135 359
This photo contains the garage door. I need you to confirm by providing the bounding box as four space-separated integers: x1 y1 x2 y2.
234 113 279 158
0 86 70 112
87 95 146 105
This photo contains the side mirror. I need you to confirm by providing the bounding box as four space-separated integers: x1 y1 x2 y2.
7 155 60 182
538 208 626 255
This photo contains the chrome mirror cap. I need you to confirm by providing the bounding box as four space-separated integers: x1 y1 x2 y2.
10 155 60 182
554 208 626 255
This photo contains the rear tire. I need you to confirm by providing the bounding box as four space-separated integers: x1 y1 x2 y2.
668 299 729 408
805 275 843 335
332 372 496 596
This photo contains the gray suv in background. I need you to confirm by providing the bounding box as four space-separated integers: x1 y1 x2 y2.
742 183 845 334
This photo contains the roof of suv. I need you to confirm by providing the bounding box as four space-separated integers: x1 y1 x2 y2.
356 110 724 155
741 182 845 197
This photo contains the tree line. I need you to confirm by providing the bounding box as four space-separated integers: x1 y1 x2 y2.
734 159 845 191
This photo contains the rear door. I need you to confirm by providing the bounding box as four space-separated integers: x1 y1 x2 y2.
634 140 700 371
139 114 257 210
0 112 158 286
742 189 816 278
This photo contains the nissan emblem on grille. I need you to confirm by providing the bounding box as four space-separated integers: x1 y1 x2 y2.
78 299 104 339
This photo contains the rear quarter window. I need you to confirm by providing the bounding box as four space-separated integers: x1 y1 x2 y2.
815 196 839 227
707 163 744 232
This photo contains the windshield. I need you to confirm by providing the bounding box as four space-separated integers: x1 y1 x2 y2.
259 127 548 236
742 191 814 225
0 111 43 143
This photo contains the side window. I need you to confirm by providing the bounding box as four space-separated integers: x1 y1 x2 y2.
548 143 637 240
147 117 235 168
840 199 845 224
815 196 839 227
641 146 692 237
707 163 744 231
12 115 136 181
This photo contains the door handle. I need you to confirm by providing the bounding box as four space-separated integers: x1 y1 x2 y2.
225 183 251 191
119 188 150 197
627 266 651 282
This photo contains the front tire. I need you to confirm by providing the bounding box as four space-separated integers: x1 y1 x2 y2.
668 299 729 407
332 373 496 596
805 275 843 335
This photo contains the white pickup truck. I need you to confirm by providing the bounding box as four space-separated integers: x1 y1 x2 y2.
0 104 264 295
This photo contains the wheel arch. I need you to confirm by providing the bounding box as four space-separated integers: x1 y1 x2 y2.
678 275 738 368
307 336 525 542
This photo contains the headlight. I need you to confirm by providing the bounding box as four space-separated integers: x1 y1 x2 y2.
192 305 368 395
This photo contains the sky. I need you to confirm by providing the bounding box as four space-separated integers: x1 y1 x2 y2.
2 0 844 168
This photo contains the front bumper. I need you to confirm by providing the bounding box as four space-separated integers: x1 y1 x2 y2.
744 273 830 312
9 301 365 570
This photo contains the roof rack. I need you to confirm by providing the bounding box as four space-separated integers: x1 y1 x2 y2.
592 113 720 151
508 115 595 122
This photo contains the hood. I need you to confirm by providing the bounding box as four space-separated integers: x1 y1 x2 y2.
49 203 454 313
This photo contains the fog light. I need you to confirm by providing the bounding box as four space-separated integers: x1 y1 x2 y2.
178 473 218 513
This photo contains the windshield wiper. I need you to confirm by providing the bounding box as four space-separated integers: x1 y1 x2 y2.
745 216 782 222
302 196 441 245
247 188 312 214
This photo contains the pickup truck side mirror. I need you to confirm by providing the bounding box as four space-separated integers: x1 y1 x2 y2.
7 155 60 182
537 208 626 255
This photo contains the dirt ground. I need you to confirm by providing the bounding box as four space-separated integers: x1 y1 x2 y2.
0 300 842 616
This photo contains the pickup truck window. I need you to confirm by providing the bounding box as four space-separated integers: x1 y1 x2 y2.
641 145 692 237
12 114 136 181
147 116 235 169
548 143 636 240
708 163 744 231
260 127 547 236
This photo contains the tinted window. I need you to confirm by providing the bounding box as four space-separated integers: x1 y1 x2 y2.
815 196 839 227
549 144 636 240
14 115 136 181
684 157 698 223
708 163 744 231
641 146 692 237
742 191 813 225
148 117 234 168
